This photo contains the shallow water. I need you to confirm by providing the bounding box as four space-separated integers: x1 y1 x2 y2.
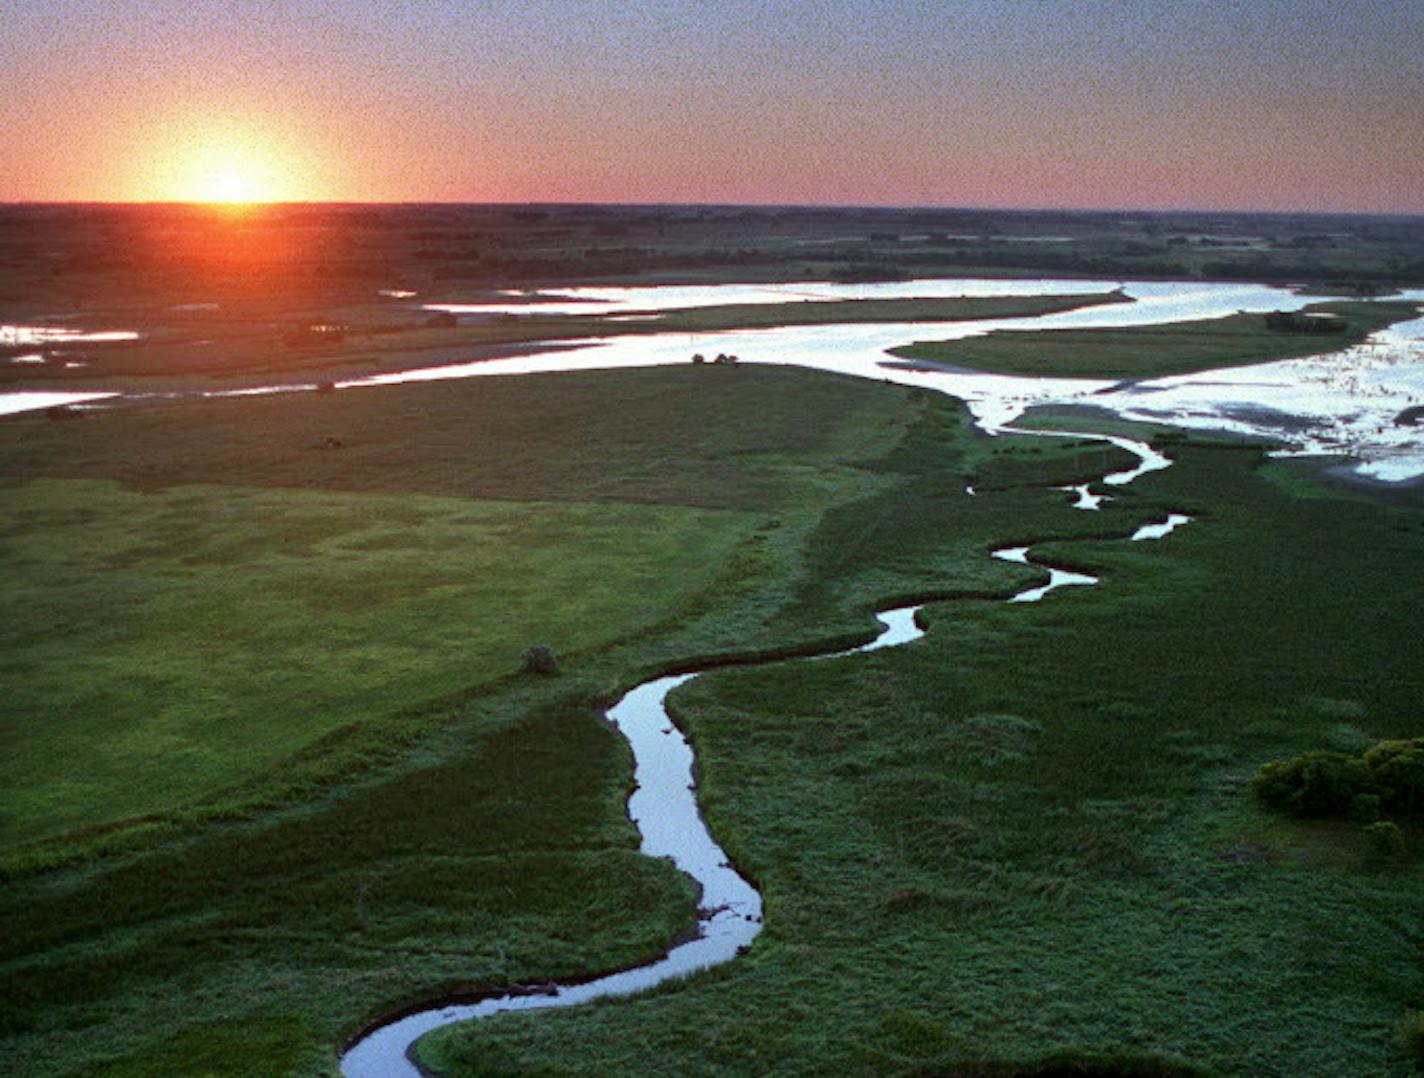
1059 483 1109 510
1 324 139 345
342 592 929 1077
0 390 120 416
422 277 1124 317
351 279 1424 478
12 278 1417 481
1130 514 1193 541
991 546 1100 603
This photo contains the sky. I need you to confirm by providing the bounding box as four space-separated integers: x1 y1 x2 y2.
1 0 1420 212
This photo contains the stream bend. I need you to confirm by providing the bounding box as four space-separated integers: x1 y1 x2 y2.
340 429 1181 1077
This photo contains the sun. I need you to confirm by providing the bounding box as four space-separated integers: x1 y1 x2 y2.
181 143 275 204
196 161 258 204
141 121 315 204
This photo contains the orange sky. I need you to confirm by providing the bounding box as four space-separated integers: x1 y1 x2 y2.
3 0 1421 213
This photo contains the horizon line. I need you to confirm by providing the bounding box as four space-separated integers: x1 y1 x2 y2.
1 199 1422 221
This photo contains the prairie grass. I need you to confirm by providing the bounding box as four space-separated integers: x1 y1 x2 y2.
419 431 1424 1075
888 300 1418 379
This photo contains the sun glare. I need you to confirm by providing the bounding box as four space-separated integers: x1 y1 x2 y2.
142 121 316 204
196 164 256 204
182 144 274 204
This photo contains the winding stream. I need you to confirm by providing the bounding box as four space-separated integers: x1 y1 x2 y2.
341 424 1186 1076
5 274 1399 1068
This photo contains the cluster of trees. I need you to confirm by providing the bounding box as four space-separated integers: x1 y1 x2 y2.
1202 256 1424 285
1252 737 1424 857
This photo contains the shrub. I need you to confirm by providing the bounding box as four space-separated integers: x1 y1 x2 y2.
1395 1010 1424 1069
1250 750 1373 818
1362 738 1424 815
518 645 559 675
1353 793 1382 822
1364 821 1406 861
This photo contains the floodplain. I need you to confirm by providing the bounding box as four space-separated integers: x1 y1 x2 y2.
2 204 1423 1076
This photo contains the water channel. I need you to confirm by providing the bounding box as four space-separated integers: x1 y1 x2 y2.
4 277 1419 1070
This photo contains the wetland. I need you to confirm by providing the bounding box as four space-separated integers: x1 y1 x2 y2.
2 204 1423 1076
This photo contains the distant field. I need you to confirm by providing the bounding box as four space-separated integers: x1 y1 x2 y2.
0 291 1125 381
0 366 919 849
888 300 1419 379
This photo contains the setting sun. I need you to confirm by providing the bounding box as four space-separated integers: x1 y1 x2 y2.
195 162 257 204
137 118 319 203
179 141 278 204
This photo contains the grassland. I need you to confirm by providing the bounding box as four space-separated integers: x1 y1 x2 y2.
611 291 1128 332
0 481 757 846
0 365 937 854
0 292 1124 382
419 423 1424 1075
887 300 1419 380
2 365 1038 1074
4 360 1423 1076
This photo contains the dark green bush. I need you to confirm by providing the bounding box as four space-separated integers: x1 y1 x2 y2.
1353 793 1382 822
1364 820 1406 860
1254 737 1424 825
1363 738 1424 815
518 645 559 675
1250 750 1373 818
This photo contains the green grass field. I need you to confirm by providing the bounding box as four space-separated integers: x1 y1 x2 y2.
0 366 930 855
887 300 1419 379
419 426 1424 1076
3 362 1423 1076
0 481 758 846
2 365 1003 1074
617 291 1128 332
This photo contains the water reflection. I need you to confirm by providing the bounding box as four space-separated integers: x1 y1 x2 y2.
0 391 120 416
8 279 1420 480
381 282 1424 481
1 324 139 345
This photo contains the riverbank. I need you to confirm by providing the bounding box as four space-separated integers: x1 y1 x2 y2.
418 432 1424 1077
4 314 1423 1073
887 300 1420 380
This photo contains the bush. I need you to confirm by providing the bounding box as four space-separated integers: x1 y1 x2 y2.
1395 1010 1424 1069
1353 793 1382 822
518 645 559 675
1250 750 1373 818
1364 820 1406 861
1363 738 1424 815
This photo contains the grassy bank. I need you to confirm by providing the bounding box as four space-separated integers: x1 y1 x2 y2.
2 365 1021 1074
887 300 1419 379
612 291 1128 332
1 292 1124 382
418 435 1424 1074
6 362 1423 1076
0 365 929 851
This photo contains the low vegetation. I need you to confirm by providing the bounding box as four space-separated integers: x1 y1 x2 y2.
420 426 1424 1075
887 300 1419 380
1252 737 1424 821
4 362 1423 1075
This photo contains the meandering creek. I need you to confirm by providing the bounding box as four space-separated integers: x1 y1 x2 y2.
341 421 1186 1076
4 276 1416 1069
